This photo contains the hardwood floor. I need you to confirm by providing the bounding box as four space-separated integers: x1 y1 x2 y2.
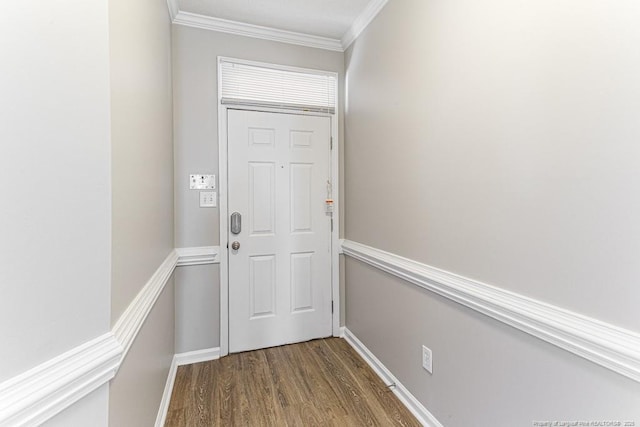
165 338 420 426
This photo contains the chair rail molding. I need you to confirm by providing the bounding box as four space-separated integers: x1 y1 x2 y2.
0 333 122 427
0 245 215 426
113 250 179 364
176 246 219 266
341 239 640 383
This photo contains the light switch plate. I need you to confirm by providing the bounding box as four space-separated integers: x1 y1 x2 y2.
190 174 216 190
422 345 433 374
200 191 217 208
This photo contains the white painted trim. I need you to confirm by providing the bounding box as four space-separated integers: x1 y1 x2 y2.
218 57 342 356
167 0 387 52
342 328 443 427
176 246 220 266
0 333 122 427
218 60 230 357
165 0 179 21
0 248 192 426
154 355 178 427
330 110 341 337
342 240 640 383
175 347 221 366
173 11 344 52
154 347 221 427
341 0 389 49
113 250 179 364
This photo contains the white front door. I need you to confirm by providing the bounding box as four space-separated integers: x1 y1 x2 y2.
227 109 332 353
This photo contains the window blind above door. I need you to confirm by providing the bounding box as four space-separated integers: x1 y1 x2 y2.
220 59 337 114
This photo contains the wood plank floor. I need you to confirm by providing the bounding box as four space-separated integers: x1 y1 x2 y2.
165 338 420 426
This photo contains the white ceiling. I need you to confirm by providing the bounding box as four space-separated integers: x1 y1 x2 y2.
176 0 373 40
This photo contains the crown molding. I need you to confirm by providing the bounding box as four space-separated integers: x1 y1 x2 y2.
165 0 179 21
172 11 344 52
341 239 640 383
166 0 388 52
341 0 389 50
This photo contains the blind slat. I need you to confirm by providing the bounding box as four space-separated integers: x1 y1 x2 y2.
220 60 337 113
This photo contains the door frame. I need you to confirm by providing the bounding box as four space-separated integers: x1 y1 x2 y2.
217 57 341 357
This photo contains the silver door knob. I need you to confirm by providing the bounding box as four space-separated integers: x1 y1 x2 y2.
231 241 240 251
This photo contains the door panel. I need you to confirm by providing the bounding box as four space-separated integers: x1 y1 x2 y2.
249 255 276 318
248 162 275 235
291 252 314 312
228 109 332 353
290 163 313 232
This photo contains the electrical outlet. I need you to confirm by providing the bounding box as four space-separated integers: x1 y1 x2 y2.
422 345 433 374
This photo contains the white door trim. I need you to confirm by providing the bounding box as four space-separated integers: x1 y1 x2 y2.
217 57 341 357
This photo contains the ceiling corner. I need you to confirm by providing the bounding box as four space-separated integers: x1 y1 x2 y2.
341 0 389 50
166 0 179 21
166 0 390 53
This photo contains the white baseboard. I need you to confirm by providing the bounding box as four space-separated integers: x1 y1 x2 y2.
342 328 443 427
154 347 221 427
341 240 640 384
154 355 178 427
156 338 434 427
174 347 221 366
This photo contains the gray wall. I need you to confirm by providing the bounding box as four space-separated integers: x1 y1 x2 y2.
110 0 175 322
0 0 112 405
346 260 640 425
1 0 113 423
344 0 640 425
172 25 345 352
110 279 175 427
175 264 220 352
108 0 175 424
345 0 640 331
3 0 174 424
44 386 109 427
